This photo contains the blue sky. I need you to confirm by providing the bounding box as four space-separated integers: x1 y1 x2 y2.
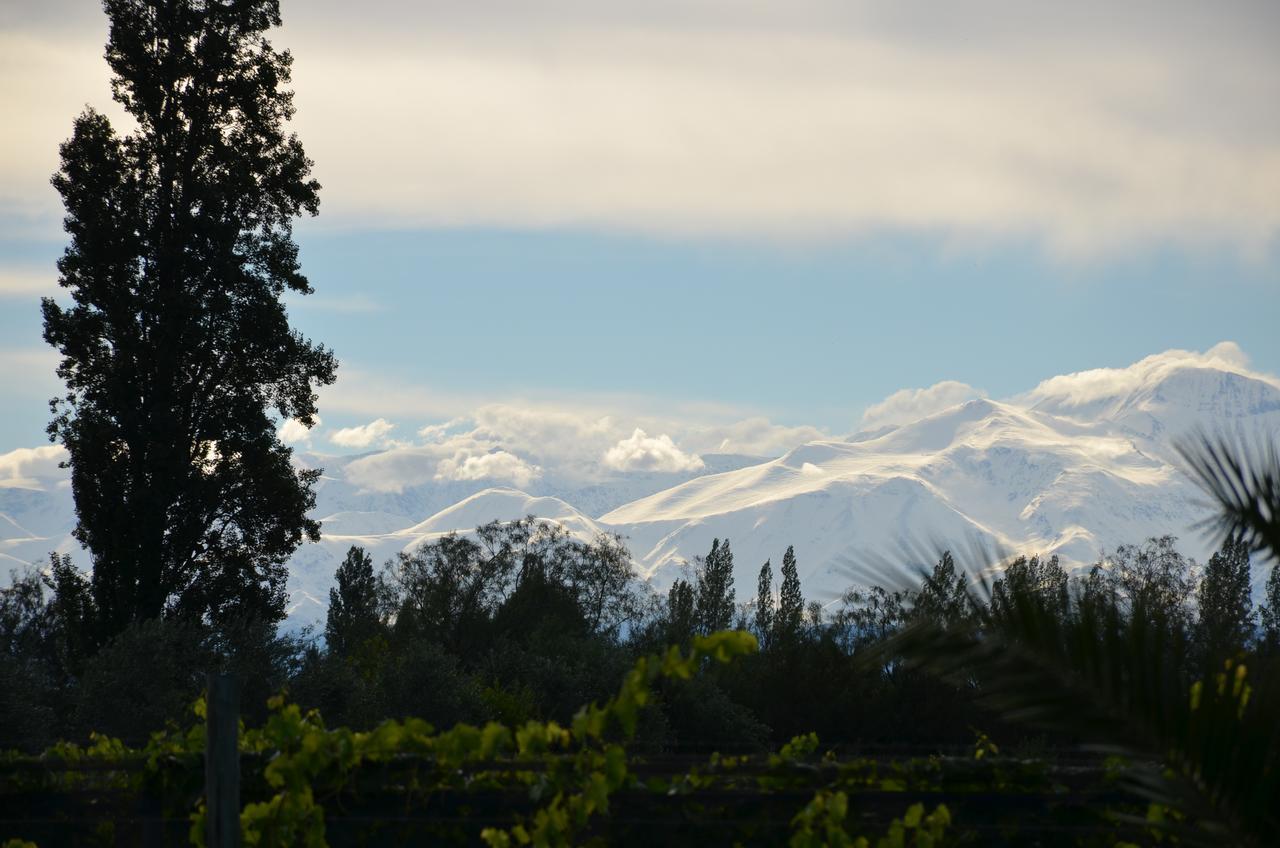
2 0 1278 457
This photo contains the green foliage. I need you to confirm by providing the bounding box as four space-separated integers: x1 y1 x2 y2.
791 795 952 848
881 552 1280 845
218 630 758 848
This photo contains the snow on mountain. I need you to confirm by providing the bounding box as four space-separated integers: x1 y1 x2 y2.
3 344 1278 627
604 347 1280 597
0 446 77 571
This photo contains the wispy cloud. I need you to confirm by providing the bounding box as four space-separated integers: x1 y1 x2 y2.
1023 341 1280 411
861 381 987 430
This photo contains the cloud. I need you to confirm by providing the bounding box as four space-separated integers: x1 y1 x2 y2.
603 428 705 473
435 450 541 488
330 418 396 449
682 417 826 457
1024 341 1278 410
277 416 320 446
0 445 67 489
0 266 56 299
861 381 986 430
4 3 1279 253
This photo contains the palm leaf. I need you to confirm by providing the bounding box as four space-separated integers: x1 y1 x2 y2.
1176 428 1280 563
869 562 1280 845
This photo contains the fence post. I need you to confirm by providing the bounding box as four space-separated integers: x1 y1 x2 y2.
206 673 240 848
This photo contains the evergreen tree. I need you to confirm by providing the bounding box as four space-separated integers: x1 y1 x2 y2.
694 538 736 635
326 547 380 657
1194 535 1252 665
775 545 804 644
1258 563 1280 655
42 0 336 639
754 559 774 650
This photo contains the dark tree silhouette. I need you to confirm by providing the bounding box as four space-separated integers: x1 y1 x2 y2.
1257 563 1280 654
913 551 970 625
753 559 773 649
775 545 804 644
1193 535 1252 666
326 547 380 657
667 579 695 643
43 0 336 637
694 538 735 635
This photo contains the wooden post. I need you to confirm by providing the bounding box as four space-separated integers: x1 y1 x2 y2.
206 673 240 848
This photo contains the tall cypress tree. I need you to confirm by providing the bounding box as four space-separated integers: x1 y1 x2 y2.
775 545 804 644
43 0 336 637
754 559 774 650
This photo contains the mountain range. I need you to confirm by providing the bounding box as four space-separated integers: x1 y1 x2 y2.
3 343 1277 630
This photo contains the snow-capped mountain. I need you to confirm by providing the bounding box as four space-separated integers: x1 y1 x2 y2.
3 344 1277 630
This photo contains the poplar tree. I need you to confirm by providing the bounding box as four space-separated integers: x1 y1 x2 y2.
43 0 336 638
694 538 736 635
754 559 774 649
775 545 804 643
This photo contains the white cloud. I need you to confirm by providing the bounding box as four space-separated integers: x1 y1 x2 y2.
683 417 826 457
277 416 320 446
861 381 986 430
435 450 541 488
1025 341 1278 410
330 418 397 449
0 445 67 489
603 428 705 473
5 3 1279 252
342 447 444 493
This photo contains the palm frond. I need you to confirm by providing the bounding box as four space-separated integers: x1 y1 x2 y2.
1176 428 1280 563
872 574 1280 845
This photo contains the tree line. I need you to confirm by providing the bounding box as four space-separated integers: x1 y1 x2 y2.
4 521 1276 755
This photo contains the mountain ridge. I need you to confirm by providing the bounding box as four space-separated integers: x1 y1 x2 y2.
3 344 1277 630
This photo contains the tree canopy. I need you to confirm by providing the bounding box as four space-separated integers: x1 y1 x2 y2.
43 0 335 638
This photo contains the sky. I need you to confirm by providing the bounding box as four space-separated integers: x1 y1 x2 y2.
2 0 1279 462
